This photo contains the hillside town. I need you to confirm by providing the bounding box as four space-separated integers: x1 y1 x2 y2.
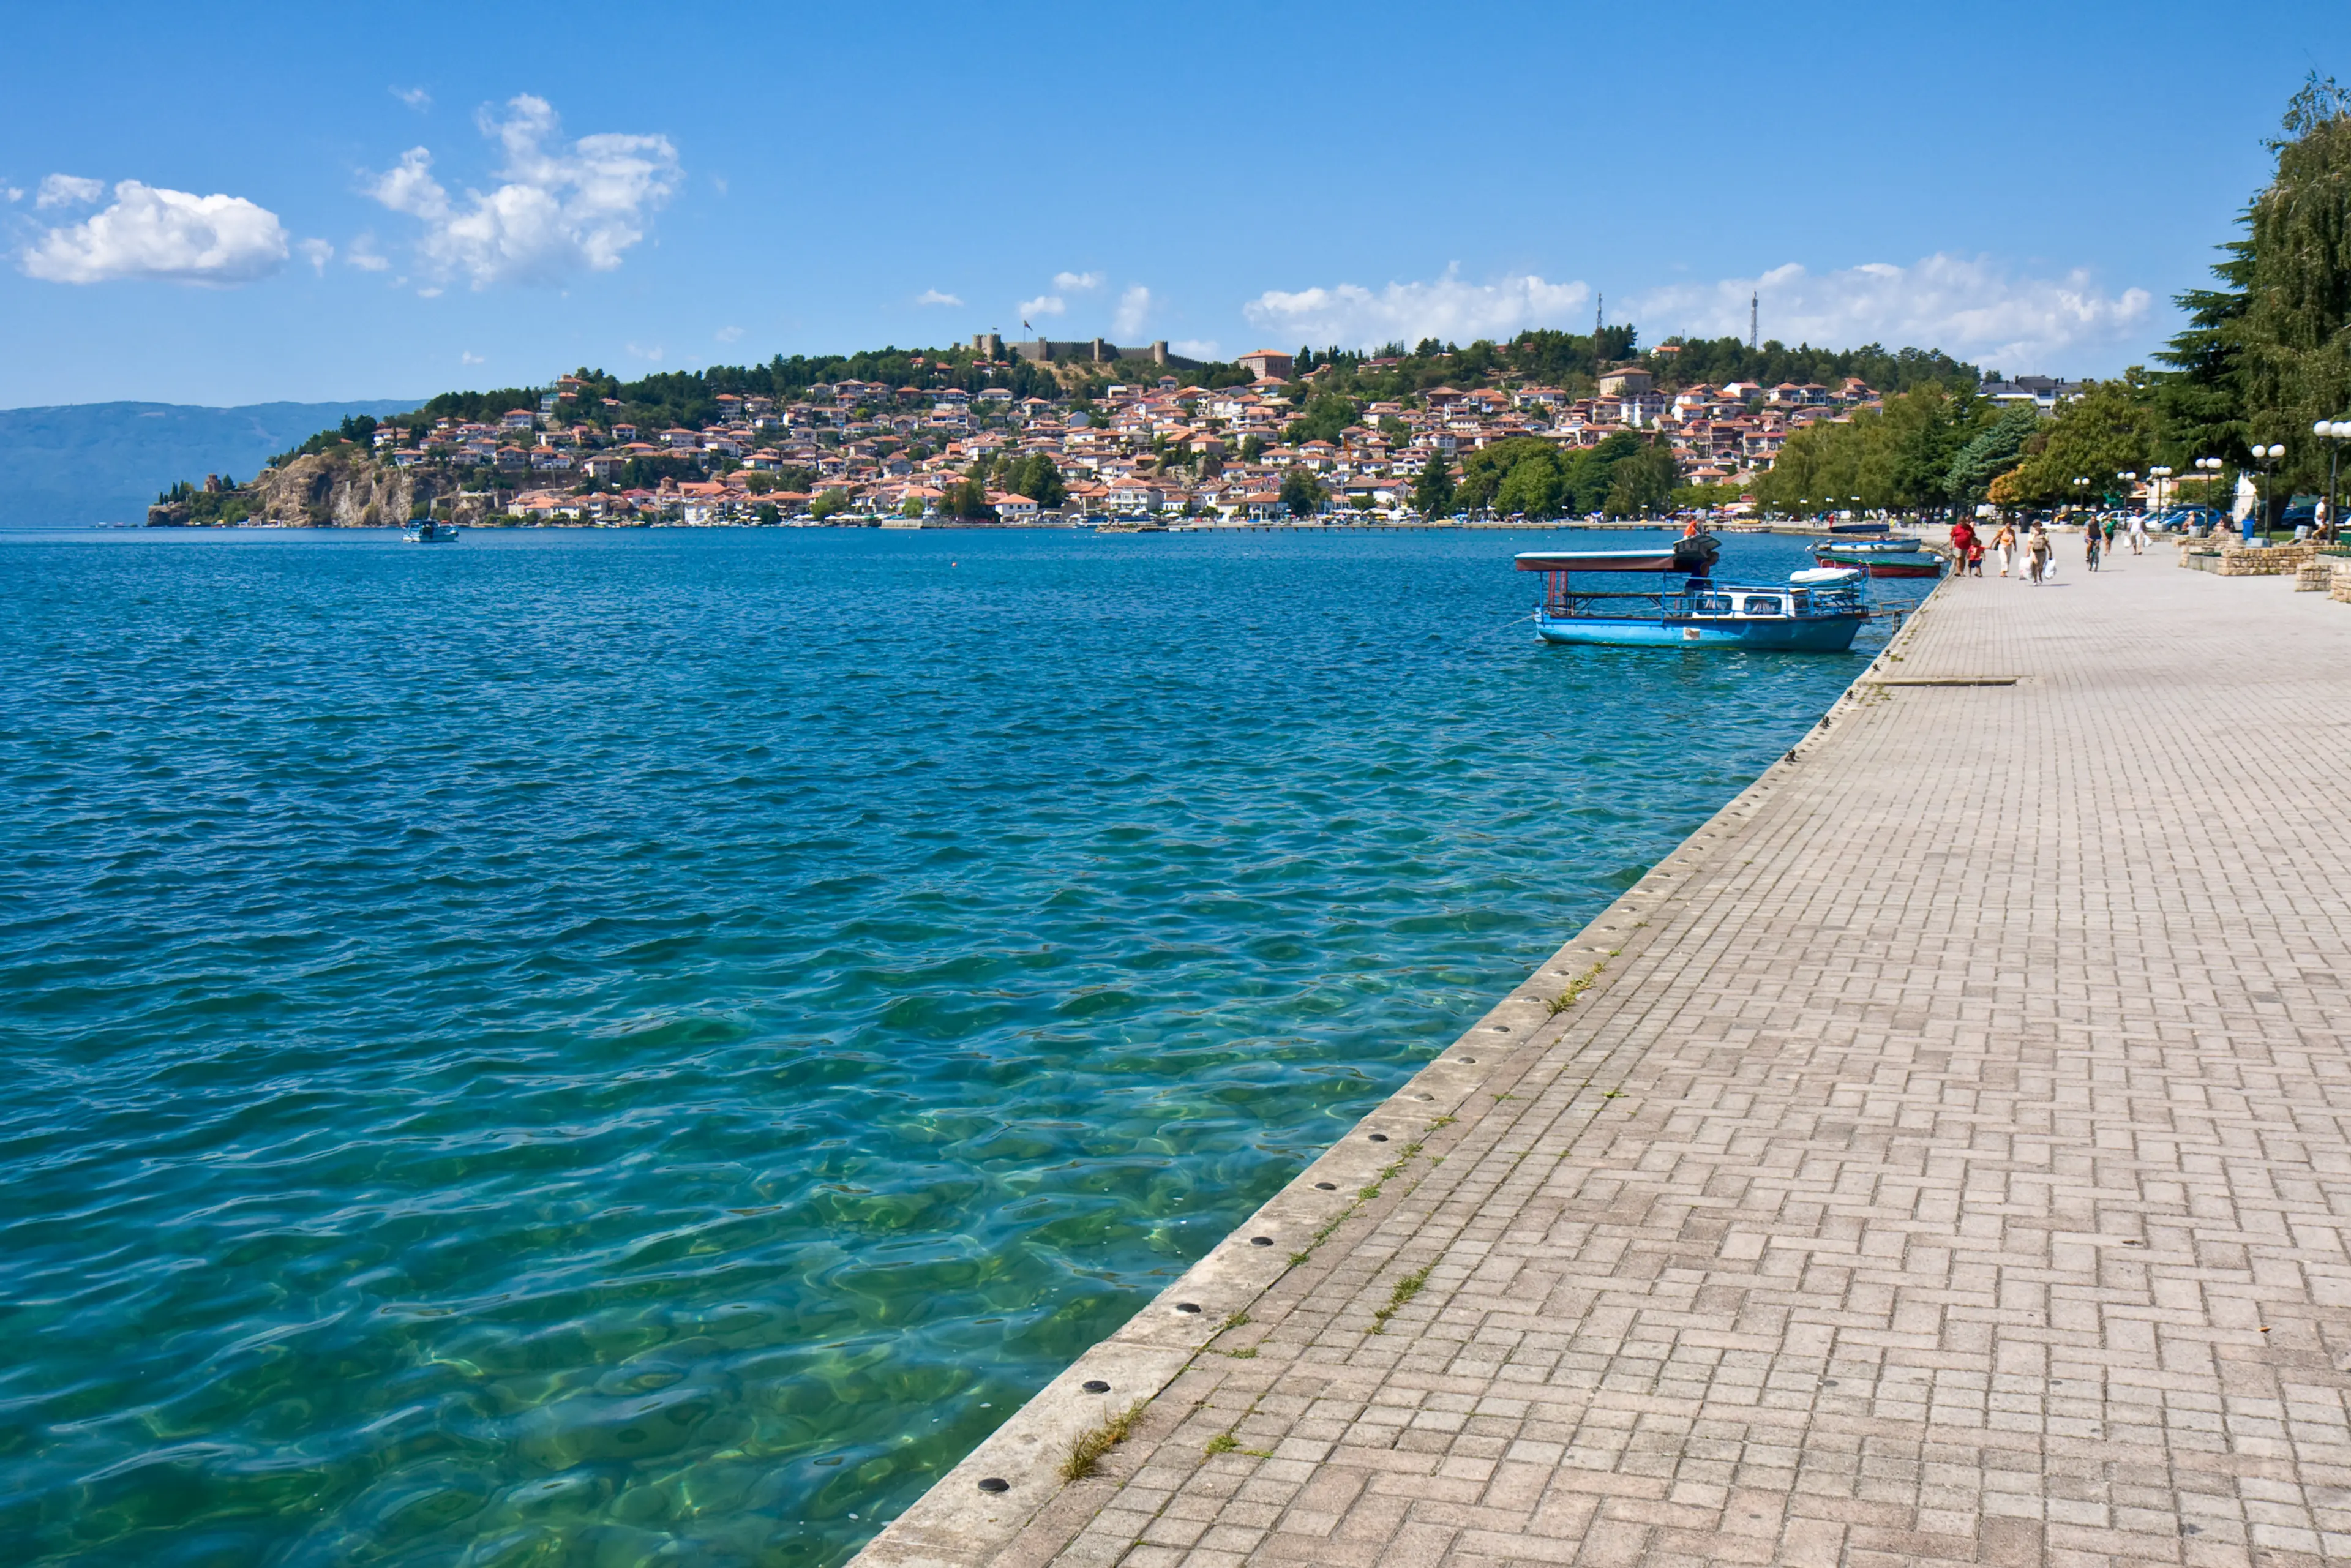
334 342 2079 527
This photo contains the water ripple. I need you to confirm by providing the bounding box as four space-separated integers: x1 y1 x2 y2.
0 527 1920 1565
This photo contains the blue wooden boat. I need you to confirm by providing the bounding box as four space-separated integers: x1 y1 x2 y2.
1518 537 1869 651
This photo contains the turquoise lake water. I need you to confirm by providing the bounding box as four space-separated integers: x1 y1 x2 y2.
0 527 1920 1566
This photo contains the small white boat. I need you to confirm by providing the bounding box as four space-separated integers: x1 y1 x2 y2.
402 518 460 543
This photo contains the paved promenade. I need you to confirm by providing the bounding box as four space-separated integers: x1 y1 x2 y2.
860 546 2351 1568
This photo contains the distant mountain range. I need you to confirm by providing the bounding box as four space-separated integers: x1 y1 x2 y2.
0 400 420 528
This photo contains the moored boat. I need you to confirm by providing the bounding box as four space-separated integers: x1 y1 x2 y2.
1810 535 1923 552
402 517 460 543
1518 535 1869 651
1812 544 1941 578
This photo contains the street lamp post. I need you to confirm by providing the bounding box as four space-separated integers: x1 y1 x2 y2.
2150 464 2172 521
2195 456 2225 534
2249 443 2285 541
2071 476 2088 527
2315 420 2351 539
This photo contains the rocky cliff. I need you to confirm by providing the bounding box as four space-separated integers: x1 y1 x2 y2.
146 446 498 527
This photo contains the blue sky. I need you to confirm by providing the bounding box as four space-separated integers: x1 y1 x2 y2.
0 1 2336 407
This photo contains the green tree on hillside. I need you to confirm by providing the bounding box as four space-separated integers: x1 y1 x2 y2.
1280 466 1329 517
1943 402 2042 505
1412 451 1456 516
1459 437 1558 513
989 451 1067 508
1753 386 2000 515
1995 380 2156 506
1454 432 1655 518
1283 394 1360 446
1601 443 1677 518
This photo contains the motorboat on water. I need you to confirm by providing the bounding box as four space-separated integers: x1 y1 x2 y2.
1811 535 1924 552
1518 535 1870 651
402 517 460 542
1812 542 1942 577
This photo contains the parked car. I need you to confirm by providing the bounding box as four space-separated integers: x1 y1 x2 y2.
2156 504 2227 534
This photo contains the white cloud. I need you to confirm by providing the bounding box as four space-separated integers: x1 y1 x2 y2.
22 181 289 285
36 173 105 210
916 288 962 307
1114 284 1152 339
1631 254 2154 372
347 234 391 272
298 238 334 274
1019 294 1065 320
3 187 21 203
460 350 484 364
392 86 432 111
1172 338 1222 361
1054 270 1102 292
367 94 680 288
626 341 664 362
714 324 743 343
1242 264 1590 348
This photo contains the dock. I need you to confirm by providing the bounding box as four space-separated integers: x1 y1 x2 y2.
857 544 2351 1568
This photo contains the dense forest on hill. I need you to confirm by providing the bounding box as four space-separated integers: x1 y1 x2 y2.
1286 329 1979 400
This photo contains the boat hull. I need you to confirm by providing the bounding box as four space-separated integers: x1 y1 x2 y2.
1536 614 1864 651
1814 552 1939 578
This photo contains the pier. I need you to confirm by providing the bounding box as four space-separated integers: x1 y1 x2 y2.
858 547 2351 1568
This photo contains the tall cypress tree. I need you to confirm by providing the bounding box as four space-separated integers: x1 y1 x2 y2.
2154 233 2252 467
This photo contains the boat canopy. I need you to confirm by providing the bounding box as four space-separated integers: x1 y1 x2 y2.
1515 535 1720 575
1514 549 1682 572
1789 566 1862 585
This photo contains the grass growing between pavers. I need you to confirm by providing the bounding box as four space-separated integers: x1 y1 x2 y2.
1369 1264 1432 1334
1547 956 1610 1015
1060 1399 1147 1482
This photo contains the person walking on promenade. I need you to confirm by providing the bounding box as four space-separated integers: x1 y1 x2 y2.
2104 514 2120 560
2086 519 2103 572
1950 517 1979 579
2129 510 2147 553
1993 519 2018 577
2027 522 2052 585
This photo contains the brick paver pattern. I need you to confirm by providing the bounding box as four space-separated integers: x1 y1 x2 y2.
991 555 2351 1568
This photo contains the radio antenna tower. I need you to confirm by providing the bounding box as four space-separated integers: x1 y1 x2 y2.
1749 291 1758 351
